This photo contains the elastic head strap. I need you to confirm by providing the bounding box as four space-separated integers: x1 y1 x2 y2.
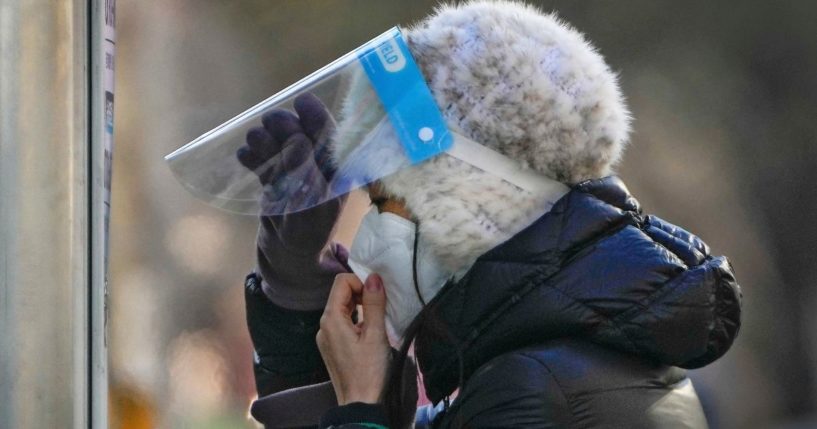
446 131 571 199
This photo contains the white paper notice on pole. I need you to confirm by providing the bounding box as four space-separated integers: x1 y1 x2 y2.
103 0 115 237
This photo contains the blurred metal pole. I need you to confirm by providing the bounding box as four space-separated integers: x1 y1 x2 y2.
0 0 113 427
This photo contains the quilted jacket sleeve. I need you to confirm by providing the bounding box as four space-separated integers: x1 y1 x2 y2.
245 272 330 397
597 215 743 369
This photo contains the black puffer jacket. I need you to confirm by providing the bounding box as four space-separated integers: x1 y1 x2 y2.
320 176 742 428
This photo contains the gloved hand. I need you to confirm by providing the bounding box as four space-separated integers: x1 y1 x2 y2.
237 93 349 311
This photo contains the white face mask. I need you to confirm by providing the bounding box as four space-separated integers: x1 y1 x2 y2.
348 207 451 340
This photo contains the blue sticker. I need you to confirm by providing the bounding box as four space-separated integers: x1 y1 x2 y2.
358 28 452 164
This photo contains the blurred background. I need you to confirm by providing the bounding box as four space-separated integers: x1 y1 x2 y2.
109 1 817 428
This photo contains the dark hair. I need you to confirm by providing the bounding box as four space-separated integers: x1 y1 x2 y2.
381 293 466 428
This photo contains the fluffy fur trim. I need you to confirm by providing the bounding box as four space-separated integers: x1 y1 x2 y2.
331 0 631 277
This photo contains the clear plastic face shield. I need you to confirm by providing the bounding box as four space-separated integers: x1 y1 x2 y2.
165 27 567 216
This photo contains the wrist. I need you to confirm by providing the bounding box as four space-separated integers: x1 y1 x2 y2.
337 389 382 407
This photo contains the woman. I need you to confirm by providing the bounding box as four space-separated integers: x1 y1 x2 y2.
241 2 742 428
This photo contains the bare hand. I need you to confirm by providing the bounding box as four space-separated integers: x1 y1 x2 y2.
316 273 391 405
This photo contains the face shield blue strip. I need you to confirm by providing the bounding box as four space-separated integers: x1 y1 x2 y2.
358 29 453 164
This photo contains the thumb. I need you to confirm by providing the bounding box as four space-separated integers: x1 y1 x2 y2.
361 273 387 341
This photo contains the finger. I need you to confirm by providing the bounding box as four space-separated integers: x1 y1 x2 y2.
294 93 332 143
246 126 281 161
293 94 338 180
321 275 364 344
258 134 305 188
236 145 264 172
325 274 364 318
262 109 303 144
361 274 387 341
